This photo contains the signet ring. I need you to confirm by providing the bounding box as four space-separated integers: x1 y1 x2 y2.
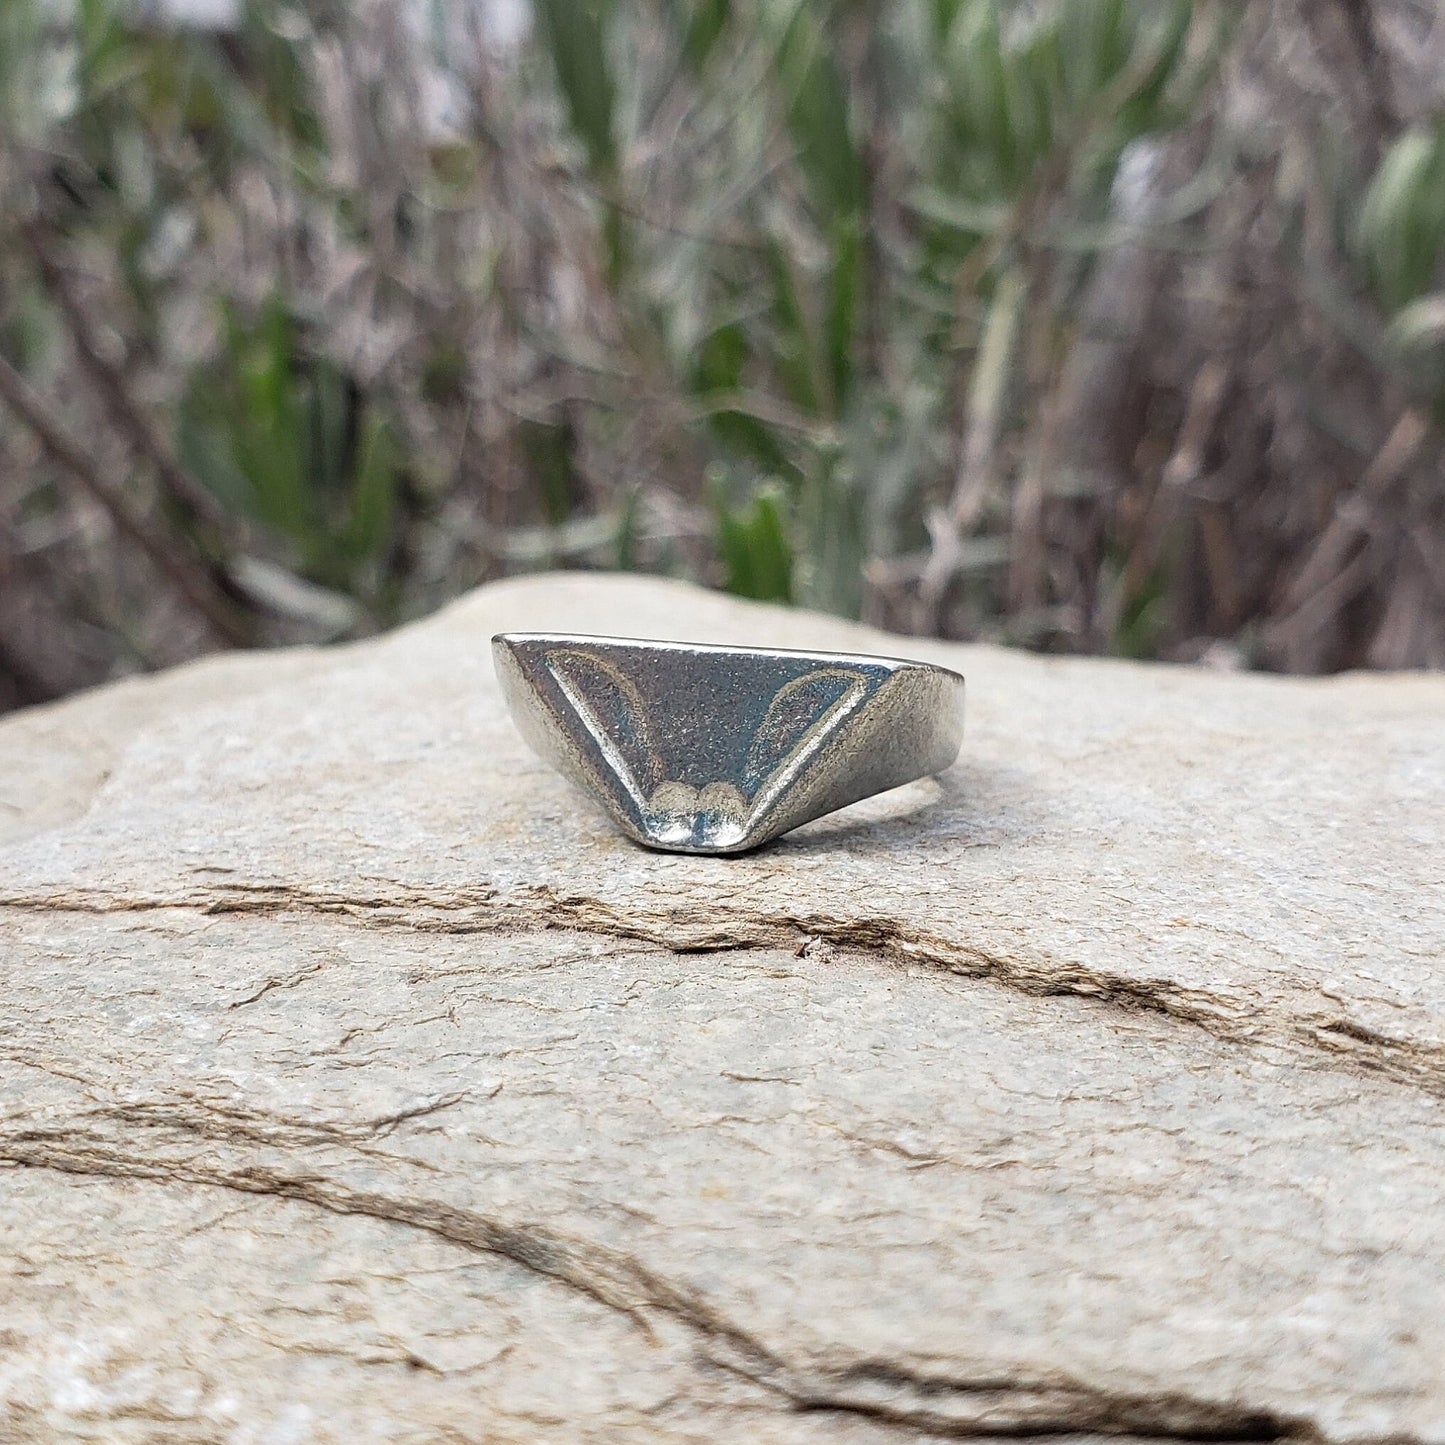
493 633 965 855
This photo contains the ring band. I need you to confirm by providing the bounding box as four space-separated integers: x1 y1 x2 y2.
493 633 965 855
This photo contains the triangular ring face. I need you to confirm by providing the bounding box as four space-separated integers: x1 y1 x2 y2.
493 634 965 855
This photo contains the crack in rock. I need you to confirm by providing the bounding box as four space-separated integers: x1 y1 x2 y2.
0 1119 1326 1443
2 881 1444 1099
784 1359 1319 1440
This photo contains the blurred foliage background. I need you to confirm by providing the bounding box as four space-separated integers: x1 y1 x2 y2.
0 0 1442 712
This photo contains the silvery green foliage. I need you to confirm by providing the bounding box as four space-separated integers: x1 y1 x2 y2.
0 0 1441 709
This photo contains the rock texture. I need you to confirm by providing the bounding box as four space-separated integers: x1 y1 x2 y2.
1 574 1442 1443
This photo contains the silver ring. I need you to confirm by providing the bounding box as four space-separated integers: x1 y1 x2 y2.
493 633 965 855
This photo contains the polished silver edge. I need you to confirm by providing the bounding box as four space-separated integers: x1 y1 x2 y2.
491 631 965 685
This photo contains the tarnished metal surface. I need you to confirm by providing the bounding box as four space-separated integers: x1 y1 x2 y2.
492 633 965 854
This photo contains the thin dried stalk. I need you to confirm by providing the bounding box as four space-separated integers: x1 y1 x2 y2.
1095 359 1229 644
0 356 247 646
21 219 238 540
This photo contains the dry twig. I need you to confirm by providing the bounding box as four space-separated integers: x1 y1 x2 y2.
21 219 239 539
0 356 247 646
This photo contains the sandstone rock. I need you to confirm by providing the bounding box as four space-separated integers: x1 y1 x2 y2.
1 575 1442 1442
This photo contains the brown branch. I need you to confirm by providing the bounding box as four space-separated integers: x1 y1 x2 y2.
1263 410 1429 669
1334 0 1399 150
1279 409 1427 614
1095 359 1230 644
0 628 59 709
21 219 238 539
0 355 248 646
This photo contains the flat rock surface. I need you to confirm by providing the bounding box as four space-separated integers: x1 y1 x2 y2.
1 574 1442 1442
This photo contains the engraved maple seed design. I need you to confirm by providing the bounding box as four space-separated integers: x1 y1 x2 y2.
545 651 870 850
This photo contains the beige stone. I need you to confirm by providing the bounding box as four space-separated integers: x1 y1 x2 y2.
1 575 1442 1441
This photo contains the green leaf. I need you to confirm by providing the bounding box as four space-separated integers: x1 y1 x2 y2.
938 0 1068 196
930 0 969 44
1114 568 1169 659
760 237 821 416
1001 19 1057 169
307 361 352 499
233 299 310 537
967 266 1027 450
824 215 863 414
715 483 795 603
907 186 1011 236
343 413 400 563
1381 292 1445 395
76 0 126 77
796 448 866 617
1116 1 1194 136
772 2 866 217
614 484 644 571
1386 292 1445 353
694 321 796 473
666 0 731 73
1059 0 1127 108
519 416 581 527
693 320 749 394
710 407 798 476
1358 123 1445 313
176 410 257 521
533 0 617 176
